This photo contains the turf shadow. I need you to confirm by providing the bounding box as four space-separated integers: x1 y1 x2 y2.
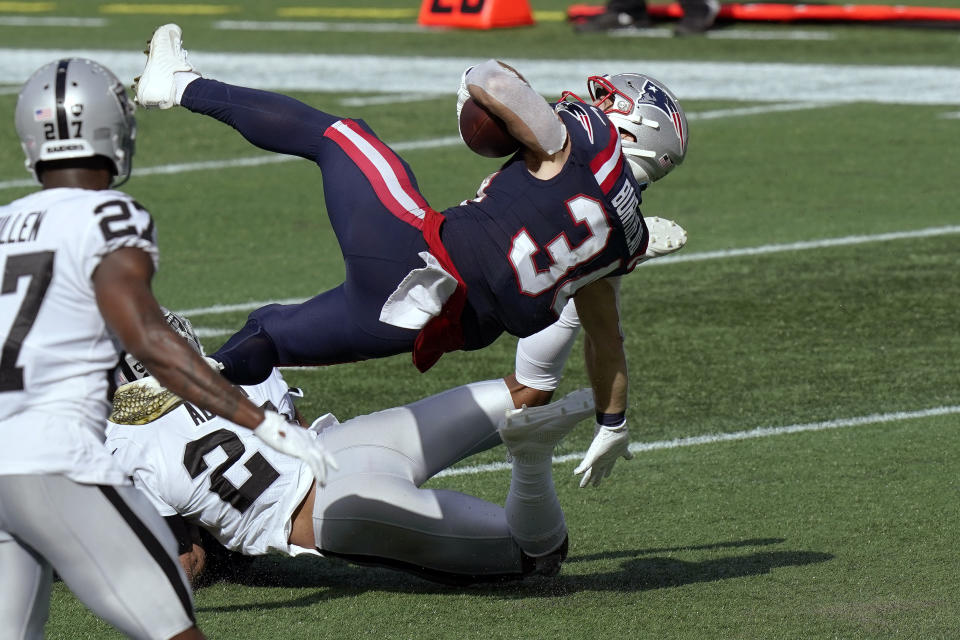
567 537 787 563
196 539 833 612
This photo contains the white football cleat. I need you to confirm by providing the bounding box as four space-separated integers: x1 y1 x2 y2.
499 388 594 460
134 23 196 109
643 216 688 260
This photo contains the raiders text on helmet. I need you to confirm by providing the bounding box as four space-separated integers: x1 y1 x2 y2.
15 58 137 186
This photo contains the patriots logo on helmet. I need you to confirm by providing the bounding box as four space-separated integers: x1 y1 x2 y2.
636 81 686 150
557 101 595 144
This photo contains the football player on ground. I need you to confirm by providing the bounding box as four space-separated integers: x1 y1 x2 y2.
105 311 593 586
131 25 690 475
0 59 334 640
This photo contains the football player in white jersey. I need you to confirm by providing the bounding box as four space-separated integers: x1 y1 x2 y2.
106 311 594 586
0 59 334 640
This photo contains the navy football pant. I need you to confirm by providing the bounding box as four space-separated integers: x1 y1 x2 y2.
181 80 430 382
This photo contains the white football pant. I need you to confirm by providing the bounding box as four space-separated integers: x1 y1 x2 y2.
312 380 567 580
0 475 195 640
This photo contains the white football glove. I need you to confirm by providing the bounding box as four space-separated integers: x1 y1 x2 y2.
574 421 634 488
254 410 338 486
456 65 475 123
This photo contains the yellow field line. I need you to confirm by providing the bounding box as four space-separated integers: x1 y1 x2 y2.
277 7 417 19
100 3 237 15
0 1 54 11
532 10 564 22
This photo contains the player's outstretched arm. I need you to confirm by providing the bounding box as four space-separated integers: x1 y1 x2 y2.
575 278 627 416
94 247 337 483
572 279 634 487
463 59 567 161
94 247 265 429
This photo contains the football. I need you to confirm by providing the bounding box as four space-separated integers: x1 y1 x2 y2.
458 97 520 158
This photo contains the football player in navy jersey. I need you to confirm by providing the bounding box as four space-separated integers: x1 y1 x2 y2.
133 25 688 480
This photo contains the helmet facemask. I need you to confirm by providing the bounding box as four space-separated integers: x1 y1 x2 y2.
578 73 688 185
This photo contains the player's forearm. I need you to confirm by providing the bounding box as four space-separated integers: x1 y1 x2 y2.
134 332 264 429
575 279 628 417
465 59 566 156
584 333 628 416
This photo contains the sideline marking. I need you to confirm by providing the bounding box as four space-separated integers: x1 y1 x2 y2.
275 8 417 19
181 223 960 329
2 50 959 105
215 20 439 33
99 3 237 15
435 404 960 478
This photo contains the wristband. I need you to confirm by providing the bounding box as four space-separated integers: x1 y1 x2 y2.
596 411 626 427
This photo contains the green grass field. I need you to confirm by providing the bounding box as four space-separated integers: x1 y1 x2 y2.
2 1 959 638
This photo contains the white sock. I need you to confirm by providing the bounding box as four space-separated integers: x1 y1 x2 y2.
505 452 567 556
173 71 201 105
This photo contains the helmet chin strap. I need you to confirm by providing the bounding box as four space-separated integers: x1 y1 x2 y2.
111 171 130 189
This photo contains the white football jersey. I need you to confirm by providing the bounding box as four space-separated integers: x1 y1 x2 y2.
0 188 158 484
105 370 316 556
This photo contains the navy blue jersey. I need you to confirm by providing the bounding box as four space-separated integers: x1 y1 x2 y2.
441 100 649 348
185 80 651 374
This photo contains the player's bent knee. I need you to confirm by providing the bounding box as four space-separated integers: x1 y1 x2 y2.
504 373 555 408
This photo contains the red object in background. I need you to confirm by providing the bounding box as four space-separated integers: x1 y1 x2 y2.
419 0 535 29
568 3 960 24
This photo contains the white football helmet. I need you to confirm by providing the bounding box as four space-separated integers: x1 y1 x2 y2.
15 58 136 186
565 73 687 185
114 309 204 386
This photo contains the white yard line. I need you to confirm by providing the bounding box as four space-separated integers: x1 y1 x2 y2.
0 98 833 192
686 101 837 120
0 136 465 191
648 225 960 266
435 404 960 478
